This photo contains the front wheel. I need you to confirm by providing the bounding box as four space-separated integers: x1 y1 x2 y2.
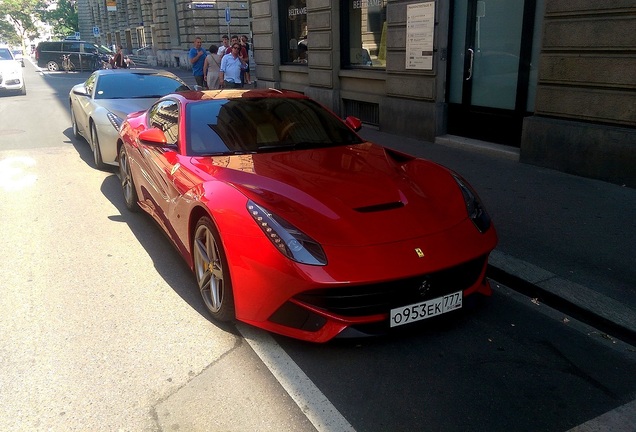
193 217 235 322
90 123 106 170
119 145 139 212
70 104 80 138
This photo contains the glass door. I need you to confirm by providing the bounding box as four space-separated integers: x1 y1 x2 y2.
447 0 542 145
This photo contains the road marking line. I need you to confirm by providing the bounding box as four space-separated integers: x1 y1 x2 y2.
568 399 636 432
237 323 356 432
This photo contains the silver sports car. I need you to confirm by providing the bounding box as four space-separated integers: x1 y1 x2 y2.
69 68 190 169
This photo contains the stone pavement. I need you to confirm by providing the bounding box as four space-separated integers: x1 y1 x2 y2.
160 64 636 345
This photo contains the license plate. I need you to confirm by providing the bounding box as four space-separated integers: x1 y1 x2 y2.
390 291 462 328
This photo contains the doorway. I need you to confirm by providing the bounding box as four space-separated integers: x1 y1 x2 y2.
447 0 543 146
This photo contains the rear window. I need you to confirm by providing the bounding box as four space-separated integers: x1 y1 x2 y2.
94 73 188 100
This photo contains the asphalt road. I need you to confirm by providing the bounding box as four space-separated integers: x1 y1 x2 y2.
0 60 634 431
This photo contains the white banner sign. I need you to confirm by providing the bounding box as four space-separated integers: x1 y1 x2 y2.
406 2 435 70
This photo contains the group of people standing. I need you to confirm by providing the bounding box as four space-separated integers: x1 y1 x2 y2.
189 35 252 90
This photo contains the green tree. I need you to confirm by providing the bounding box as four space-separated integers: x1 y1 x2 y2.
0 0 45 45
40 0 77 39
0 17 21 45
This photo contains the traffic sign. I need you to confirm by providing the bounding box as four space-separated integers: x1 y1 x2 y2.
225 7 231 23
92 27 100 37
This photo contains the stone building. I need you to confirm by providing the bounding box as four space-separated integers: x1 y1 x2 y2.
79 0 636 187
77 0 252 67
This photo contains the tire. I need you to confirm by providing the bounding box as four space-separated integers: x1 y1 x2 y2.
119 145 139 212
19 84 26 96
193 217 235 322
90 123 106 170
70 104 80 138
46 61 59 72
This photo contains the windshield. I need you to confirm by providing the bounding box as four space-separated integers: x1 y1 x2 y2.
94 73 189 100
186 98 364 156
0 48 14 60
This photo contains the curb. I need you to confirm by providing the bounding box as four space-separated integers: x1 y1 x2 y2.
488 250 636 346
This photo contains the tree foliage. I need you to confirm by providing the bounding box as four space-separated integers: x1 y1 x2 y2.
40 0 78 39
0 0 78 45
0 0 45 44
0 18 21 45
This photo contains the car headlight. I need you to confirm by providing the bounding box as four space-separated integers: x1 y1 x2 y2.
247 200 327 265
453 174 491 233
107 112 124 131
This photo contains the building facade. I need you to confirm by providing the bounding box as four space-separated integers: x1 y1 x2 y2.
79 0 636 187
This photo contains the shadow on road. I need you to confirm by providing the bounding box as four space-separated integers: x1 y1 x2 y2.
98 168 240 337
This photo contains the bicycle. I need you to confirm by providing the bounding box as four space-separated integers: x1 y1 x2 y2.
62 54 74 72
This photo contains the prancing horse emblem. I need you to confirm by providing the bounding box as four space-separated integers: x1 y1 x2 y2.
418 277 432 297
415 248 425 258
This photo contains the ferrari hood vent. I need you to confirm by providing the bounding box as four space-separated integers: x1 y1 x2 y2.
353 201 405 213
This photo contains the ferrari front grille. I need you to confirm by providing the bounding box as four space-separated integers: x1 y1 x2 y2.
294 255 487 317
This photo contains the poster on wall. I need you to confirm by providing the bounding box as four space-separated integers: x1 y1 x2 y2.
106 0 117 12
406 2 435 70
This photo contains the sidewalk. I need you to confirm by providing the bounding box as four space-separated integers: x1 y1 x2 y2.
159 64 636 344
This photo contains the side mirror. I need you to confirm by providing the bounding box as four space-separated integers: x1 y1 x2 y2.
345 116 362 132
138 128 168 146
72 87 89 96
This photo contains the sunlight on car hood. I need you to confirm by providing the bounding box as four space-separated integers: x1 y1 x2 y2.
192 144 469 246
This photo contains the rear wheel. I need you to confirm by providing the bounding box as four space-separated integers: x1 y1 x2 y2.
46 61 59 72
90 123 106 170
193 217 235 322
119 145 139 212
20 84 26 96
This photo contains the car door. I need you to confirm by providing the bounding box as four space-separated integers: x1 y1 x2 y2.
73 73 97 137
135 99 197 235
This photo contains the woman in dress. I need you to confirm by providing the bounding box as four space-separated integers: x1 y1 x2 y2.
203 44 222 89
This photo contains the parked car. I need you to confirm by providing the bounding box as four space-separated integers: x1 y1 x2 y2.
118 89 498 343
0 46 26 95
69 68 190 169
12 49 25 67
36 40 111 72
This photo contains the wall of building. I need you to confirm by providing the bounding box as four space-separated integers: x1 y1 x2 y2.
78 0 251 67
78 0 635 187
520 0 636 187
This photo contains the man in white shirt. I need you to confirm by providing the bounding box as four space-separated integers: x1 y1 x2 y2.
219 43 246 89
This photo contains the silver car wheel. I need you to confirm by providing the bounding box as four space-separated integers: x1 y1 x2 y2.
70 105 80 138
90 124 105 170
193 217 234 321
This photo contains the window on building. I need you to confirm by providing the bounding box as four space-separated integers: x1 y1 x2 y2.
279 0 308 64
342 0 387 68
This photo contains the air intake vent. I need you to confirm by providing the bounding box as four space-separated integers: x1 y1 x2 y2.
343 99 379 126
353 201 404 213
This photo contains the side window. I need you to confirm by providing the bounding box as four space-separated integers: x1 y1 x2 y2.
149 100 180 147
84 73 97 95
63 42 81 53
82 43 97 54
278 0 308 64
341 0 387 68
